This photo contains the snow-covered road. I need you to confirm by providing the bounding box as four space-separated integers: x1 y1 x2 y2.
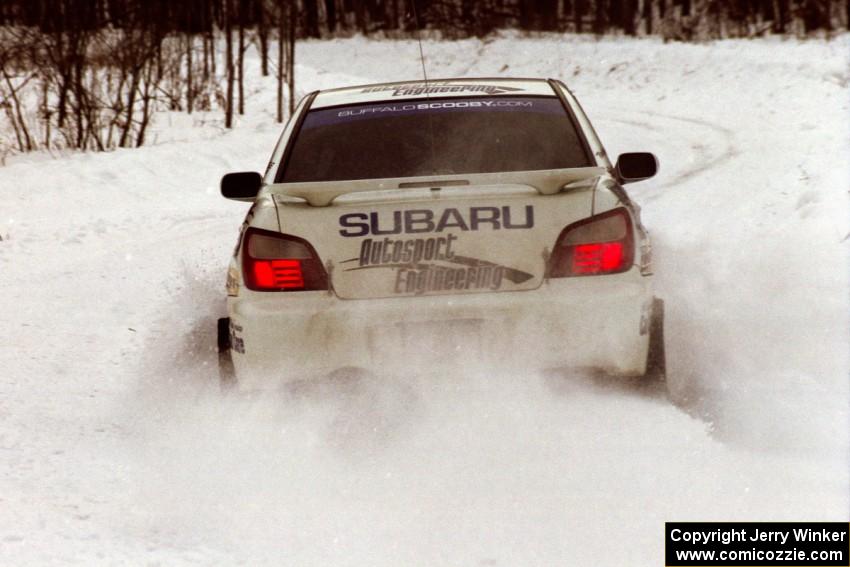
1 35 848 565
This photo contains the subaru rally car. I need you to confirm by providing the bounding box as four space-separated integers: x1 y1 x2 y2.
218 78 664 390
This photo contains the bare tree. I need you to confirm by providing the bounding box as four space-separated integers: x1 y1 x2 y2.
238 0 245 115
257 0 270 76
225 0 235 128
277 0 288 123
287 0 296 116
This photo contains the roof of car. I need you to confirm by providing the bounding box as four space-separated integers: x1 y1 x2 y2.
310 78 558 109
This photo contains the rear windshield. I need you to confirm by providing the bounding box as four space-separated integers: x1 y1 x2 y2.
278 96 591 183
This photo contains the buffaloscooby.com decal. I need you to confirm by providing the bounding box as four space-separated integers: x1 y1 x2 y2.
337 99 533 118
339 206 535 296
360 82 525 97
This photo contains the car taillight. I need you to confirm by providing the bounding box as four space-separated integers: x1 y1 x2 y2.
242 228 329 291
549 207 634 277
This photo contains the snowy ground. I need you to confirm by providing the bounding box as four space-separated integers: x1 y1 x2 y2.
1 34 848 564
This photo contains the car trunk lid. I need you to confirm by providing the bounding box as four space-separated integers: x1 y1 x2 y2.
267 169 604 300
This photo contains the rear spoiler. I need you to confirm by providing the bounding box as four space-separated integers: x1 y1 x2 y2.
266 167 606 207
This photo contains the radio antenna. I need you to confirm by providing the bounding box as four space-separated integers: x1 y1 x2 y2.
411 2 430 86
410 1 437 176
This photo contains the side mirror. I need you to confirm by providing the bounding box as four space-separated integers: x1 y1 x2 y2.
221 171 262 200
615 152 658 184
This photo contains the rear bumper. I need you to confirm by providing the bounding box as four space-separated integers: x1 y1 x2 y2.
227 269 653 390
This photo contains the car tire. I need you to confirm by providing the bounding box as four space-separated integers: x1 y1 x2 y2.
217 317 237 390
644 297 666 385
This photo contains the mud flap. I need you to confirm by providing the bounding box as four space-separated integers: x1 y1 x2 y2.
217 317 236 389
645 297 666 383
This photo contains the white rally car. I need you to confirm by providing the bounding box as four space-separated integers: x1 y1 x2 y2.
217 78 664 390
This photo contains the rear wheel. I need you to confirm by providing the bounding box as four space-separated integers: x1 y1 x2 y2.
217 317 236 390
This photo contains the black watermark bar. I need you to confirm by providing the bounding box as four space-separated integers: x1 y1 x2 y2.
665 522 850 566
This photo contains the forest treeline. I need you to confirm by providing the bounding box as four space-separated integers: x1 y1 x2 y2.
3 0 847 37
0 0 298 157
0 0 846 158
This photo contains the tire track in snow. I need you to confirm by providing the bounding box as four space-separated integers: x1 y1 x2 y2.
601 109 739 202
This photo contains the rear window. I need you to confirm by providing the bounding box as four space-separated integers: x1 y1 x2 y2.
278 96 591 183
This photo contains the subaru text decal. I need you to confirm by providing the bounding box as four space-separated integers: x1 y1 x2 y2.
338 206 534 237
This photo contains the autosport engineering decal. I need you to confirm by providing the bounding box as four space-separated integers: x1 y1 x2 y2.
340 233 535 296
360 83 525 97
